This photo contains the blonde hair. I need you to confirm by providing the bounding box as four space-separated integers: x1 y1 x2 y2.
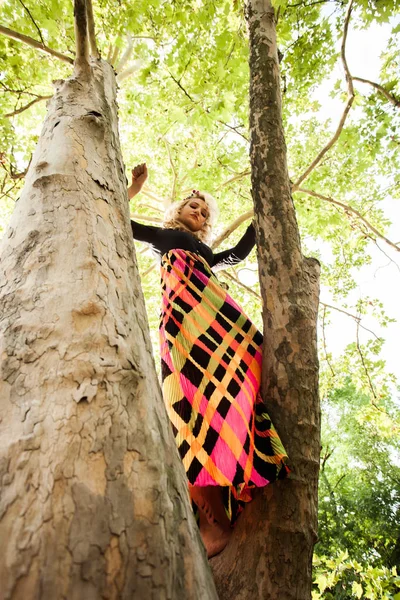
163 191 218 244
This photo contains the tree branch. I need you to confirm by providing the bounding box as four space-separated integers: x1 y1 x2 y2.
74 0 89 66
216 120 249 142
0 181 20 201
166 68 196 102
215 169 251 190
292 0 355 190
110 45 120 66
115 36 133 71
0 24 74 64
0 81 31 95
292 101 354 191
287 0 332 7
17 0 45 47
340 0 354 96
86 0 99 59
1 153 32 180
178 142 200 190
320 469 340 517
321 305 336 376
372 239 400 274
130 212 163 224
135 202 164 214
199 281 383 344
211 210 253 249
116 61 142 81
141 189 165 205
142 263 157 277
163 137 178 203
320 446 335 472
166 67 250 143
297 187 400 253
352 76 400 108
106 43 113 62
320 302 382 340
0 81 49 98
218 269 261 300
356 318 378 400
332 473 346 491
4 94 52 118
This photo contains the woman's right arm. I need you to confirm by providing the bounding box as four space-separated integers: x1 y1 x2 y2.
128 163 166 248
128 163 163 243
128 163 148 199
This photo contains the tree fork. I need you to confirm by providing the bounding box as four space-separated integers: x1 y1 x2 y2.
211 1 320 599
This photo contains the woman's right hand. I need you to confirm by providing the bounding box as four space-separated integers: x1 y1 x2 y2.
128 163 148 199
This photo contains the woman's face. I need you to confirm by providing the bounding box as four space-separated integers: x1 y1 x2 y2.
178 197 209 233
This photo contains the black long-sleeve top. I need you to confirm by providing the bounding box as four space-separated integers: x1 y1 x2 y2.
131 220 256 271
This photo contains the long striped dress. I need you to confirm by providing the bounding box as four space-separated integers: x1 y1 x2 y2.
131 221 289 523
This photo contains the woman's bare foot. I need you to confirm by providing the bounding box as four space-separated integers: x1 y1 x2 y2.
199 511 232 558
190 486 232 558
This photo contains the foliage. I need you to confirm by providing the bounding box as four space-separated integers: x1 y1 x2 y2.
317 380 400 561
313 552 400 600
314 379 400 598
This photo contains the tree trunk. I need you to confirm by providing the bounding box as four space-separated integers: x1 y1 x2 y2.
0 59 217 600
211 1 320 598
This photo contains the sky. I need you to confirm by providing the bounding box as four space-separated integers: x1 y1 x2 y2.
310 19 400 383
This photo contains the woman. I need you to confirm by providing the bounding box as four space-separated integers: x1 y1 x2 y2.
129 163 289 558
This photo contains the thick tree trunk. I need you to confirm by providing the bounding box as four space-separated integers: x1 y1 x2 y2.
211 1 320 598
0 59 217 600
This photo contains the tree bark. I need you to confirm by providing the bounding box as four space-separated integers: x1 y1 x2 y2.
0 58 217 600
211 1 320 599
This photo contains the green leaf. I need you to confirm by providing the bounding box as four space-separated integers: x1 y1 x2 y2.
352 581 363 599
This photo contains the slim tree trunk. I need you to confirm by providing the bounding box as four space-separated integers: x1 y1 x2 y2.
211 1 320 598
0 58 217 600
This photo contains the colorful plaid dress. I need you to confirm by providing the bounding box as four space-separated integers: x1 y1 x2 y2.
131 221 289 523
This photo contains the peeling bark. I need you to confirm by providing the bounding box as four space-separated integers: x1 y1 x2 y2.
0 59 217 600
211 1 320 598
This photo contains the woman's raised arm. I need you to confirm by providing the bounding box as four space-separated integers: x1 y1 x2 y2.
212 222 256 271
128 163 148 199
